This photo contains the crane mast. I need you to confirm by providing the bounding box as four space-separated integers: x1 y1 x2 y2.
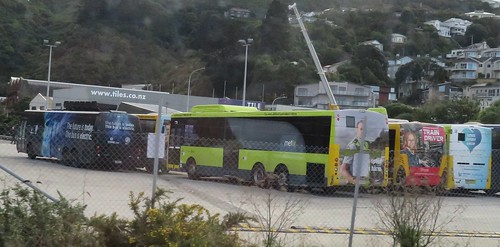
288 3 338 109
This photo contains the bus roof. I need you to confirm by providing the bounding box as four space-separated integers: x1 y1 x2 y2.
24 110 129 115
172 105 386 119
132 113 171 121
191 104 259 113
367 107 388 115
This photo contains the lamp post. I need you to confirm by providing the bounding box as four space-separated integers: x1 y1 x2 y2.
44 39 61 110
238 38 253 106
186 67 205 112
272 96 287 106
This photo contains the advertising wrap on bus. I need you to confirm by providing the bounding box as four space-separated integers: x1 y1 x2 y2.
442 124 492 190
17 110 142 170
335 110 389 186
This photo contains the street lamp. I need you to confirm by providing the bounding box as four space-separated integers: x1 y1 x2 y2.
186 67 205 112
272 96 287 106
44 39 61 110
238 38 253 106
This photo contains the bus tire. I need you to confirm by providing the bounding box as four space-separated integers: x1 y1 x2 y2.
485 189 498 196
252 164 267 188
436 171 447 194
395 167 406 190
274 166 289 191
27 144 36 159
63 149 80 168
186 158 198 180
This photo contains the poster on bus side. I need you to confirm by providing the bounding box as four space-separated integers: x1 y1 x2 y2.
335 110 389 186
399 123 446 186
448 125 491 189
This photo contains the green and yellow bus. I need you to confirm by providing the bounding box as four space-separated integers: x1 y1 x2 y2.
168 104 389 191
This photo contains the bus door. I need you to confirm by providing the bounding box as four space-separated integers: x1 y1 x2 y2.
223 119 240 174
16 121 27 153
388 128 397 179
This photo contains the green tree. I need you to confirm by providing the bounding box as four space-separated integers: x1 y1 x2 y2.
258 0 290 54
385 103 415 119
351 45 390 86
415 99 479 124
478 100 500 124
465 24 489 44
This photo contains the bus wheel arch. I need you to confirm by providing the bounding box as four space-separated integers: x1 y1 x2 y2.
274 164 289 191
252 163 267 188
186 158 198 179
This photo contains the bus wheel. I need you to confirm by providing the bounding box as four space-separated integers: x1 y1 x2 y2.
252 164 267 188
27 144 36 159
274 166 289 191
186 159 198 180
436 171 447 194
485 189 498 196
395 168 406 190
63 149 79 168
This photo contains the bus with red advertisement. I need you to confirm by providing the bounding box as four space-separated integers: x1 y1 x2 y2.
388 122 447 188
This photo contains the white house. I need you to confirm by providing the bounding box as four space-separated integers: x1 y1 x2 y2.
465 10 499 19
391 33 407 44
360 40 383 51
481 0 500 8
387 56 413 79
425 18 472 37
424 20 451 37
294 81 376 109
464 82 500 110
444 18 472 36
29 93 52 110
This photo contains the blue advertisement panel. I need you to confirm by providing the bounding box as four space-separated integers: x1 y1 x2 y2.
449 125 492 189
41 111 139 166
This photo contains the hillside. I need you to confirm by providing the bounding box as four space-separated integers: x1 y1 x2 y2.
0 0 498 104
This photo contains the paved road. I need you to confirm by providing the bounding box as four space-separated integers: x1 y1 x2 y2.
1 140 500 246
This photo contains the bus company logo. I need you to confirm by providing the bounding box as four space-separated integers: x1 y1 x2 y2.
460 128 482 152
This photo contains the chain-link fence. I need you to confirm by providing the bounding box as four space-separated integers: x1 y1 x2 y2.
2 132 500 246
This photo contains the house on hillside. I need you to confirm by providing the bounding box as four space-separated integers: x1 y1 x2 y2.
421 82 463 102
448 57 480 82
294 81 376 109
464 82 500 110
465 10 499 19
387 56 413 79
481 0 500 8
225 8 251 19
446 41 500 59
391 33 407 44
360 40 383 51
448 56 500 82
424 18 472 37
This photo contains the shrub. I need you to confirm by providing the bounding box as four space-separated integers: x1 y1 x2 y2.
89 189 253 247
0 186 253 247
0 185 100 246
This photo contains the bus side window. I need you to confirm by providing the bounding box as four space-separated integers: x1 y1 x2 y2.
458 133 465 141
346 116 356 128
